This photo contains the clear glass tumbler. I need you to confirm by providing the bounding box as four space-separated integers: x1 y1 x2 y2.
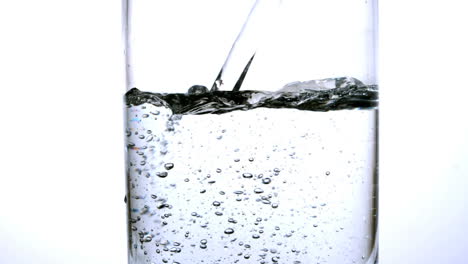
123 1 378 264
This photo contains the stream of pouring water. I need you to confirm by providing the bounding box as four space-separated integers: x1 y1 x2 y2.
211 0 281 92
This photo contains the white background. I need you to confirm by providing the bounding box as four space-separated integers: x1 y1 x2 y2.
1 0 468 264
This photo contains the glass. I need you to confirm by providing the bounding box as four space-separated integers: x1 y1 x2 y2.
122 1 378 264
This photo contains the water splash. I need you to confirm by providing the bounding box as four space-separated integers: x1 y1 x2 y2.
126 77 378 114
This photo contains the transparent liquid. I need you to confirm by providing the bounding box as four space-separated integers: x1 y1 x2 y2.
124 77 378 264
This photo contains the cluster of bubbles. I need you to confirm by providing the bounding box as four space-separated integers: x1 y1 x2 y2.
124 88 377 263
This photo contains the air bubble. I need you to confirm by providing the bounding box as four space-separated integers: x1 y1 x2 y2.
224 228 235 235
262 178 271 184
157 172 168 178
164 163 174 170
254 188 264 194
187 85 208 94
252 234 260 239
216 168 222 173
212 201 221 207
242 173 253 178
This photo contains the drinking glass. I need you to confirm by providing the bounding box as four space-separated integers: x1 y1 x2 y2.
123 1 378 263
